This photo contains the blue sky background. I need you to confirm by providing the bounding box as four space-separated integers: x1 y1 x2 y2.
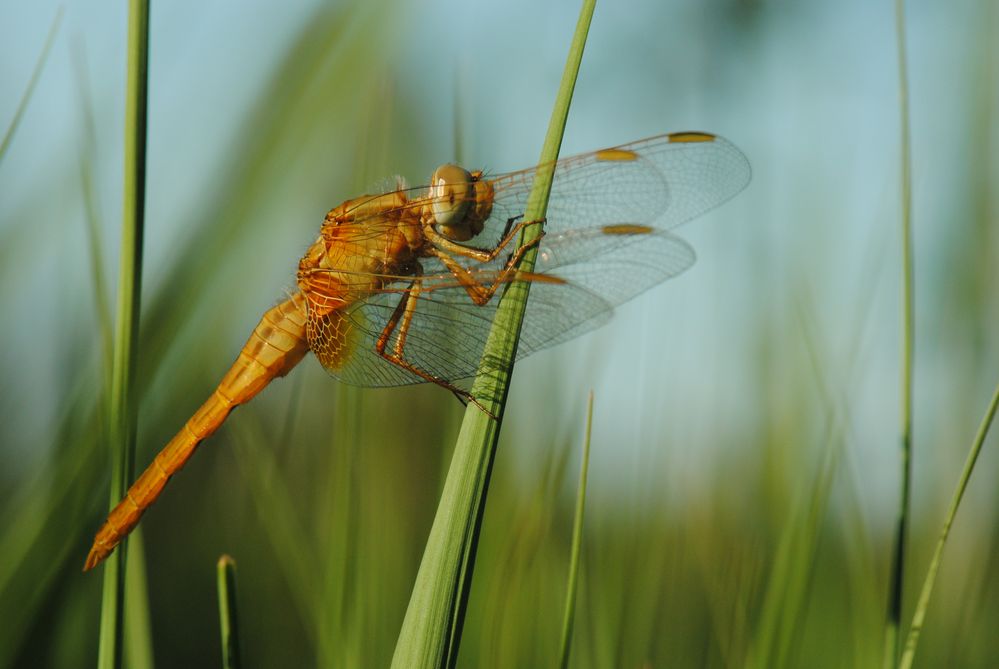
2 0 996 520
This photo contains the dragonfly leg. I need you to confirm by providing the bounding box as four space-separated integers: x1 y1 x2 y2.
424 217 544 263
429 233 544 307
500 214 523 239
375 272 496 418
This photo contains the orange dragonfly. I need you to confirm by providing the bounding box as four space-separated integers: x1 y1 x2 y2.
84 131 750 571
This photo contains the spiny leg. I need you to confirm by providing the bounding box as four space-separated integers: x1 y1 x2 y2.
500 214 522 240
375 273 496 418
423 217 544 263
429 232 544 307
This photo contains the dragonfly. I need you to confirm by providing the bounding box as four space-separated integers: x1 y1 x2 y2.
84 131 750 571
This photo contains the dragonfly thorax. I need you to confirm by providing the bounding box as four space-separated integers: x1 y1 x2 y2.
427 164 493 242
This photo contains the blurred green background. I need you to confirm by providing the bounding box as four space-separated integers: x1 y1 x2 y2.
1 0 997 666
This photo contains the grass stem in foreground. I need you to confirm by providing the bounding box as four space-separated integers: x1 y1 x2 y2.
217 555 244 669
390 1 596 666
95 2 150 668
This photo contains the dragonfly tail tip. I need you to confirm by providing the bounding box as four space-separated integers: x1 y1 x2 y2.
82 544 107 572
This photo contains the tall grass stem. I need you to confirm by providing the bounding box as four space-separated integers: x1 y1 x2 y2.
390 1 596 666
897 382 999 669
95 2 149 668
558 391 594 668
884 0 914 665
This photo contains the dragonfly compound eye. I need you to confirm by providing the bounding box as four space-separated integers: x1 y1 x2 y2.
429 164 475 240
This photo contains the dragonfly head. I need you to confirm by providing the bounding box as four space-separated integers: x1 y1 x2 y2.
428 164 492 242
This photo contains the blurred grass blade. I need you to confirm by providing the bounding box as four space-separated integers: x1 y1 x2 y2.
390 1 596 666
898 381 999 669
0 7 63 163
558 391 594 669
124 530 154 669
96 1 150 668
0 407 103 667
746 297 855 668
217 555 244 669
73 39 115 381
884 0 915 666
80 27 151 665
230 415 319 643
747 432 840 668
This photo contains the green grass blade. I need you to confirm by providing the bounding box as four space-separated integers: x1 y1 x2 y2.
898 381 999 669
124 530 155 669
748 304 847 668
0 409 103 667
217 555 244 669
884 0 914 666
96 1 150 668
0 8 63 163
229 414 320 639
78 30 152 666
558 391 594 669
73 40 114 382
390 1 596 666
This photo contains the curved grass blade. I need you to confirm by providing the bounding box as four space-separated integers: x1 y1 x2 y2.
898 381 999 669
390 1 597 666
217 555 244 669
73 40 114 381
0 8 63 163
95 2 150 669
558 391 594 668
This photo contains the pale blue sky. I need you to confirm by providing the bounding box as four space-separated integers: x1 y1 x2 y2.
2 0 995 519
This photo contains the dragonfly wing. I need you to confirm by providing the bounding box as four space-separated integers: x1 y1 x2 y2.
338 133 749 251
315 272 612 387
311 226 694 387
481 133 751 244
520 226 696 352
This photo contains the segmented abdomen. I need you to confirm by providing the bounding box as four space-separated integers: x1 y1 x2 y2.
83 292 310 571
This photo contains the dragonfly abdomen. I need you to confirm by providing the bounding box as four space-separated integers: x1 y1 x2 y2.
83 292 310 571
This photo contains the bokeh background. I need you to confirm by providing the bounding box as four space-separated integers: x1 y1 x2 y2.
2 0 997 666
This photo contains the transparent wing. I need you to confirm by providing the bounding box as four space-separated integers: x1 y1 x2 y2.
314 228 695 387
487 132 750 244
307 131 746 386
338 132 750 251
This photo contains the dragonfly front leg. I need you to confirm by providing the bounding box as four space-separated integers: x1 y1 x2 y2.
424 217 543 263
375 271 495 417
428 233 544 307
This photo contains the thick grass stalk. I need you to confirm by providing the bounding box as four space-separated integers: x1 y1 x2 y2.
217 555 244 669
95 2 150 668
558 391 594 669
883 0 914 666
897 382 999 669
0 8 63 163
390 1 596 666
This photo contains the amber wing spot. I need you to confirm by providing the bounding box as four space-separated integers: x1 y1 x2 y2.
595 148 639 162
307 304 357 371
516 271 568 285
668 131 716 143
601 224 654 235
